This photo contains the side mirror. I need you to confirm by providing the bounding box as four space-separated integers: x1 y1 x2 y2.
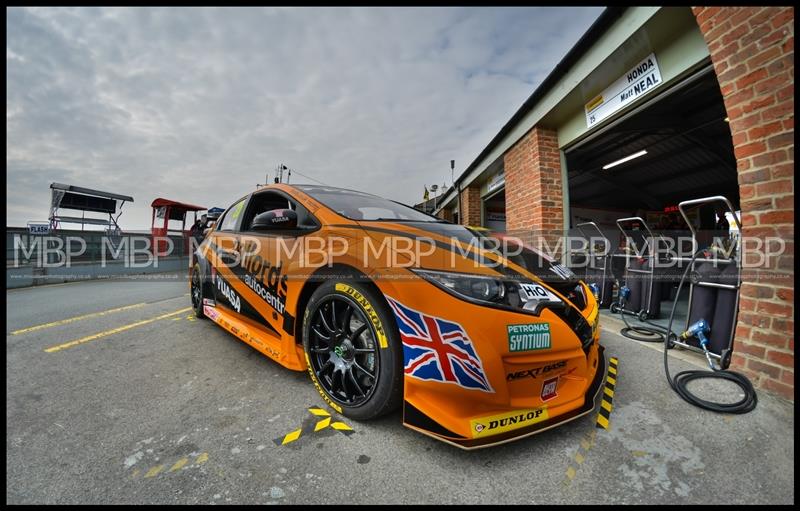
252 209 298 230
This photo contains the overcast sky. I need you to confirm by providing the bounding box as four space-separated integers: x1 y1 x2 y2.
7 6 603 229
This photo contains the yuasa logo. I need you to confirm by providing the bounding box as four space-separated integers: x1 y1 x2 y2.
216 277 241 313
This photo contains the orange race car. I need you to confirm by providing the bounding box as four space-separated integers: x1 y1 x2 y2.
189 183 605 449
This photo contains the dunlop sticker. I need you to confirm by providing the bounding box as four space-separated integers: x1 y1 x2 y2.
305 352 343 413
335 283 388 348
470 407 549 438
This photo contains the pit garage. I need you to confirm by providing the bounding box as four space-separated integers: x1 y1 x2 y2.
564 64 741 336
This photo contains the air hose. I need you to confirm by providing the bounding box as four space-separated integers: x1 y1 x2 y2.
615 284 672 343
663 249 757 414
620 309 671 343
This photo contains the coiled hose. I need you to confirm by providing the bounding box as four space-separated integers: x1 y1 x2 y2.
662 249 757 413
620 308 671 343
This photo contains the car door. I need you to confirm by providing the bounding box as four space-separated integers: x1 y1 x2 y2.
208 195 249 319
235 190 320 339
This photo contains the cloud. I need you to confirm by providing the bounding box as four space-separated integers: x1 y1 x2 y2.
6 6 603 229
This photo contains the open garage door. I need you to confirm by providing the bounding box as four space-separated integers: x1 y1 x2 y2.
564 63 740 328
566 63 738 246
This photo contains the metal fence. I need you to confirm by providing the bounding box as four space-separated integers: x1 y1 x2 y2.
6 228 191 267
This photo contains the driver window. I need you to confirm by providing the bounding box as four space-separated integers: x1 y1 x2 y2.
240 191 318 232
217 199 247 232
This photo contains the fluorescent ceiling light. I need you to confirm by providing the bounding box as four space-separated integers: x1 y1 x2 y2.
602 149 648 170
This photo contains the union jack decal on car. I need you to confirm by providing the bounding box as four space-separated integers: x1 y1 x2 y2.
386 296 493 393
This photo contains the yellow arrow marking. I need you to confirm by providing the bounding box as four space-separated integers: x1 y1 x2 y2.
330 422 353 431
169 458 189 472
44 308 192 353
144 464 165 478
308 408 330 417
281 429 303 445
12 303 147 335
314 418 331 431
195 453 209 465
565 466 576 480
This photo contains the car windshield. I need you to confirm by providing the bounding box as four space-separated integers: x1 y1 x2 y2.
295 185 443 223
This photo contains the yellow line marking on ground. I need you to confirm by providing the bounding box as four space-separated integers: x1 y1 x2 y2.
601 400 613 412
607 376 616 385
169 458 189 472
314 417 331 431
195 453 209 464
575 452 585 465
131 469 140 478
43 308 192 353
604 387 614 398
308 408 330 417
144 464 165 478
330 421 353 431
597 415 610 429
608 366 617 375
281 429 303 445
566 466 577 480
11 303 147 335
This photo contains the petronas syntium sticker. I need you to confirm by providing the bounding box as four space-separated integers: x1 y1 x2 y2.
507 323 551 352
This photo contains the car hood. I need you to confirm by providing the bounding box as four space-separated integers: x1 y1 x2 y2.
354 220 581 290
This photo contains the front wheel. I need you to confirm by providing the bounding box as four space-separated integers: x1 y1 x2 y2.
190 264 206 319
302 280 402 420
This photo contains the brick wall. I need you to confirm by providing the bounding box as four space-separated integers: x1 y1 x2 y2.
436 208 453 222
503 126 564 252
459 184 482 226
693 6 794 400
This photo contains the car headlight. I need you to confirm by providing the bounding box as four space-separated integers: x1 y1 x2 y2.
411 268 563 315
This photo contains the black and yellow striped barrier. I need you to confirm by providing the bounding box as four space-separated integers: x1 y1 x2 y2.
596 357 618 429
273 407 354 446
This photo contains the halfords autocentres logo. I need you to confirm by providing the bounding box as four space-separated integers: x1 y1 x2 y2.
470 408 549 438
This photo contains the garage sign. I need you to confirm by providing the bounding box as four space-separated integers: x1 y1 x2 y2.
585 53 662 128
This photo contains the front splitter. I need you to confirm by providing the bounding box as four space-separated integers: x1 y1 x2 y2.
402 344 607 450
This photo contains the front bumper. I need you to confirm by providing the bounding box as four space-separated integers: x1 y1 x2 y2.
403 344 605 449
375 276 604 449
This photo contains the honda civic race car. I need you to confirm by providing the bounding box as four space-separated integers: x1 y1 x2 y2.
190 183 605 449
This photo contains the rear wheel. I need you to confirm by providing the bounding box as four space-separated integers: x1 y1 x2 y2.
191 264 205 319
302 280 402 420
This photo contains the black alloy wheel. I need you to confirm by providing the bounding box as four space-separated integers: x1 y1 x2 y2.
191 264 205 318
307 296 379 407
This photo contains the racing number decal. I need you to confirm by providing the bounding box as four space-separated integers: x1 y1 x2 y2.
229 200 245 221
335 284 388 349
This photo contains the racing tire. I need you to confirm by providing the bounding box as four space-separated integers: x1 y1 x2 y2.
191 264 206 319
302 280 403 421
